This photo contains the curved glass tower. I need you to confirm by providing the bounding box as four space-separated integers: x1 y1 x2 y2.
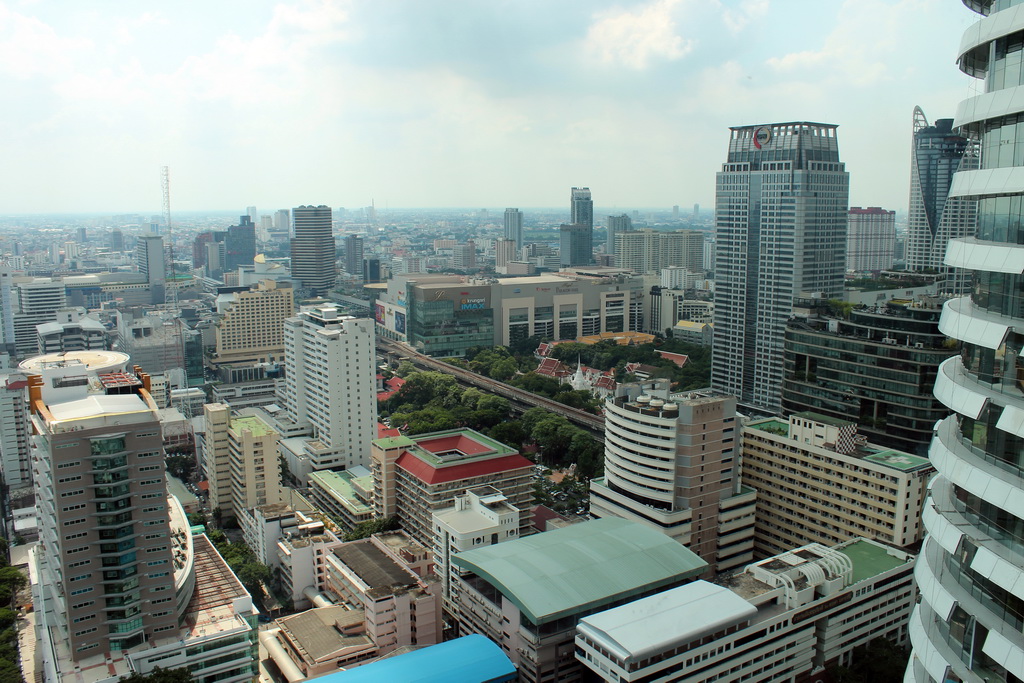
906 3 1024 682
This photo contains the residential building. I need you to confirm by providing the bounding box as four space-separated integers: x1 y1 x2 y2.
202 403 232 521
494 238 517 271
265 605 377 678
210 377 280 410
503 208 523 251
846 207 896 272
590 381 756 575
309 466 375 532
906 5 1024 682
362 257 382 284
576 539 917 683
279 306 377 477
210 279 294 369
453 241 477 270
741 412 933 557
905 107 977 295
432 486 520 614
712 122 849 413
36 307 107 355
291 205 336 295
560 223 592 266
782 297 957 456
344 235 364 278
606 214 631 258
370 430 533 547
451 518 707 683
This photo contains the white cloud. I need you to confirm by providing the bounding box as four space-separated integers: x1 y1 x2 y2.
0 4 92 79
584 0 694 70
721 0 769 35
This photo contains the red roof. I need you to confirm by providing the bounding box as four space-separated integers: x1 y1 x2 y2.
655 350 689 367
396 451 532 485
416 433 493 456
196 480 209 492
531 504 568 532
536 357 570 378
377 423 401 439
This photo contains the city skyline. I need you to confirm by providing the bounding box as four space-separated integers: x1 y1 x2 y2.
1 1 975 213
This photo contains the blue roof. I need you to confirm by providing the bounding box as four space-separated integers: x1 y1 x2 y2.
313 635 516 683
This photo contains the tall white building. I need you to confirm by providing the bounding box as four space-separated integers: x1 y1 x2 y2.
846 206 896 272
905 106 978 294
279 306 377 477
290 205 336 295
906 4 1024 682
13 278 67 356
606 214 632 258
503 208 523 251
712 122 849 413
616 229 704 274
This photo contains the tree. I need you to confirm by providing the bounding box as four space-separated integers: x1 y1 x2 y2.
237 563 272 593
490 357 519 381
118 667 193 683
395 360 417 377
344 517 400 541
0 567 26 605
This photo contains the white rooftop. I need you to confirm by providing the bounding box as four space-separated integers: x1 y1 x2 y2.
577 581 757 663
20 350 129 373
47 393 153 424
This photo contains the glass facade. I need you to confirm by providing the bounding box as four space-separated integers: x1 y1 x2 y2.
907 3 1024 682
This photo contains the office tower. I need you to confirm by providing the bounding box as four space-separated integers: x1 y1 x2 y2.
452 242 476 270
13 278 67 356
0 267 15 356
712 122 849 413
36 307 106 354
742 413 932 558
906 5 1024 681
606 214 631 257
846 206 896 271
589 381 756 575
905 106 978 294
344 234 364 277
246 205 257 222
224 214 257 272
362 257 381 283
672 205 680 220
211 279 294 370
274 208 291 233
503 208 523 250
693 203 699 218
559 223 592 266
494 238 516 269
0 373 29 488
136 234 166 305
570 187 593 229
281 305 376 475
192 230 216 270
108 228 124 252
783 297 956 456
290 205 336 295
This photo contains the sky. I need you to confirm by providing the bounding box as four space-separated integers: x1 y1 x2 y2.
0 0 983 215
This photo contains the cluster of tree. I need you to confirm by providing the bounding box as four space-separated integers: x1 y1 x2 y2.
207 530 271 599
343 517 400 542
382 372 514 435
0 545 26 683
381 371 604 481
546 338 711 391
165 453 197 483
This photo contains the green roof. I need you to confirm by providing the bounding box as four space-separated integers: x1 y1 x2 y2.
230 414 276 437
747 418 789 435
373 435 417 450
309 470 372 514
862 450 932 473
451 518 707 625
792 411 853 428
836 539 910 584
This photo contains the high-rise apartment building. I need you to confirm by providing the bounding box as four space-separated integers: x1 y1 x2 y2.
494 238 517 270
279 306 376 477
136 234 166 305
589 380 756 575
274 208 291 234
846 206 896 272
615 229 704 274
559 223 592 266
570 187 593 229
211 279 294 369
712 122 849 413
905 107 978 294
0 373 29 489
344 234 364 278
503 208 523 251
290 205 336 295
13 278 67 356
606 214 631 258
906 5 1024 682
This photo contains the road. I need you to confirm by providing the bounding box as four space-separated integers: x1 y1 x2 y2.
376 337 605 441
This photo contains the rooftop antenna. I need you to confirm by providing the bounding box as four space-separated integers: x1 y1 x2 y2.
160 166 188 410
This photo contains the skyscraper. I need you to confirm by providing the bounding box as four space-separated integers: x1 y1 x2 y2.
290 205 336 295
905 107 978 294
344 234 364 278
906 4 1024 681
712 122 849 413
606 214 631 257
559 224 592 267
503 208 523 251
136 234 166 305
224 214 257 273
570 187 593 229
